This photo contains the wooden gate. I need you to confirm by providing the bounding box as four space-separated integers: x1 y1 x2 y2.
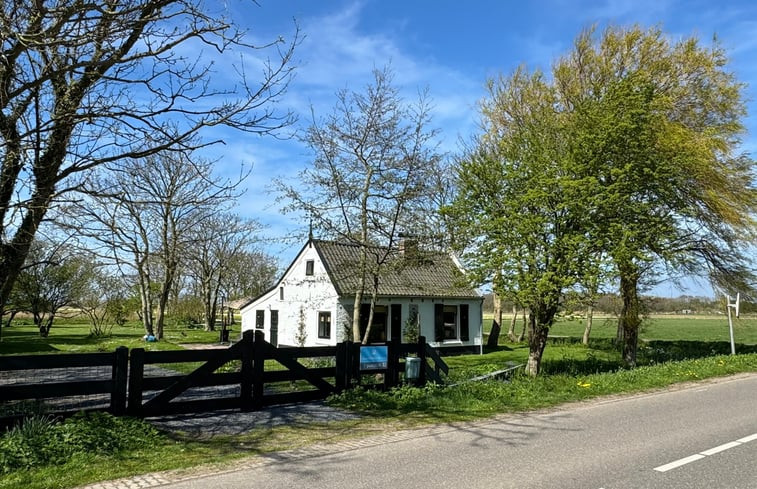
127 331 339 416
2 332 447 423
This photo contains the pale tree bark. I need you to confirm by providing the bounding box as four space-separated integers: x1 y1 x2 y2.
582 303 594 345
517 308 527 342
507 304 519 342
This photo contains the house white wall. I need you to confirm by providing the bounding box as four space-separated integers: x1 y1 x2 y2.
241 241 483 351
241 242 342 347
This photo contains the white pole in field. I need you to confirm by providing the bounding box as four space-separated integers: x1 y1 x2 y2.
726 293 740 355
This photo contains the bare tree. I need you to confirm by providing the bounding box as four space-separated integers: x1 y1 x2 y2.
0 0 298 326
185 213 269 331
67 151 244 338
222 249 278 302
276 66 442 343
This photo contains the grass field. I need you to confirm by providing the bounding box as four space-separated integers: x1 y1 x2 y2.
0 319 229 355
485 314 757 344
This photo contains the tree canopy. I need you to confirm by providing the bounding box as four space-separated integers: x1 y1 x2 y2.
451 25 757 373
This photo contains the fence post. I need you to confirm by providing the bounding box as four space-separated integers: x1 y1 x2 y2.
127 348 145 416
240 330 254 411
252 330 266 411
386 338 399 389
111 346 128 416
418 336 427 387
335 341 346 392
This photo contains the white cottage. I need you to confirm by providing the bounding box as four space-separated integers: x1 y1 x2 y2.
240 239 483 354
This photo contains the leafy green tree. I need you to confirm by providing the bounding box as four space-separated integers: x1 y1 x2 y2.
13 241 92 337
450 68 593 375
554 26 757 365
453 25 756 373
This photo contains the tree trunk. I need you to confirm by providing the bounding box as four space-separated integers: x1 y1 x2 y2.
361 277 380 344
507 304 518 342
137 265 154 337
525 311 549 376
2 309 17 328
155 271 173 340
487 293 503 347
582 304 593 345
618 263 641 367
351 288 364 343
39 315 54 338
351 241 369 342
517 308 527 342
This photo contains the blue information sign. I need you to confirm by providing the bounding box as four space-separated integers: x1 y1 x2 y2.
359 345 388 371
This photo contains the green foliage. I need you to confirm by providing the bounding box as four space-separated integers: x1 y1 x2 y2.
294 306 307 347
328 354 757 417
169 296 205 328
451 25 757 372
403 309 420 344
0 412 163 473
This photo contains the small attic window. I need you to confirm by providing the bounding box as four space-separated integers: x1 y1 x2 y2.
305 260 314 276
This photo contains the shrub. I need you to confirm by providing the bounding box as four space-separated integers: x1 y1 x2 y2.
0 412 163 473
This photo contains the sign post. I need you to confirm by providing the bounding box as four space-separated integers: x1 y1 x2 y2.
726 293 740 355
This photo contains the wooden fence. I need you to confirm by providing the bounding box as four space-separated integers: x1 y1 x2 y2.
0 332 447 426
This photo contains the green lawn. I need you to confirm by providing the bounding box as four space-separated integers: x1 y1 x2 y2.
484 314 757 344
3 314 757 489
0 319 231 355
549 315 757 343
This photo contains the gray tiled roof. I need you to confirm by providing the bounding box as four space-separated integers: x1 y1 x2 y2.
313 240 479 299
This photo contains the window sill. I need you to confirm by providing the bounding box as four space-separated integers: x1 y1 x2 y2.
442 340 463 345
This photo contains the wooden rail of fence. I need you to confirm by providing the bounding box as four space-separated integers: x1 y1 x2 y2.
0 332 447 426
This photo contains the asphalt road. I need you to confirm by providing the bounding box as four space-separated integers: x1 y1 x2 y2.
158 374 757 489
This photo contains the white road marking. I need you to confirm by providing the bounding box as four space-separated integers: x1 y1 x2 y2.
700 441 741 456
654 454 706 472
654 432 757 473
737 433 757 443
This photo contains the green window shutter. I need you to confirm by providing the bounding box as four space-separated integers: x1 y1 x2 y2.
434 304 444 342
460 304 469 341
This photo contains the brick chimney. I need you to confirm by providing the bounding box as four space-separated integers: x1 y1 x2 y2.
398 236 418 257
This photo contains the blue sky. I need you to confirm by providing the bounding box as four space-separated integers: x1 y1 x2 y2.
210 0 757 297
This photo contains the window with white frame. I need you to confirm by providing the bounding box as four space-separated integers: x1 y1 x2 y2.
318 311 331 339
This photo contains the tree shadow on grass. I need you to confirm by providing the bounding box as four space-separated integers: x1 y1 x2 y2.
537 337 757 376
639 340 757 363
